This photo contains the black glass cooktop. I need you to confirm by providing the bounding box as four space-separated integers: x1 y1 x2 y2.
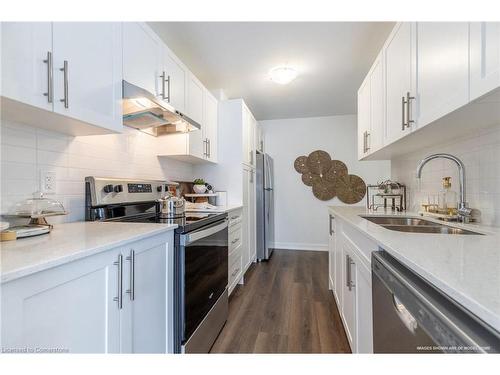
111 212 226 233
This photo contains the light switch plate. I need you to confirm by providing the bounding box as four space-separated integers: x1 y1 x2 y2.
40 170 57 194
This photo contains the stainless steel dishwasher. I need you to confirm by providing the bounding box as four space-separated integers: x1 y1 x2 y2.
372 251 500 353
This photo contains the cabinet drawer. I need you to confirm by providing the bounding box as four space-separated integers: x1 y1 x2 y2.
229 225 242 252
228 245 242 287
228 209 242 227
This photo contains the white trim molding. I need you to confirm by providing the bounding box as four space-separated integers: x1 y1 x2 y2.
272 242 328 252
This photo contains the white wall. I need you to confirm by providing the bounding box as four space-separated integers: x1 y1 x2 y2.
260 115 391 251
0 120 195 224
391 123 500 227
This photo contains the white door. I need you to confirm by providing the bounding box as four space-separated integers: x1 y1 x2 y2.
416 22 469 128
341 241 356 350
470 22 500 101
328 214 336 291
203 90 218 162
52 22 123 132
241 167 250 269
355 257 373 354
357 77 371 159
1 22 53 111
369 53 384 152
384 22 415 144
123 22 160 97
162 48 186 112
1 248 121 353
121 242 170 353
186 74 204 124
187 74 204 159
248 168 256 264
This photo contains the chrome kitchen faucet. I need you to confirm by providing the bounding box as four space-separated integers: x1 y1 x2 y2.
416 153 473 223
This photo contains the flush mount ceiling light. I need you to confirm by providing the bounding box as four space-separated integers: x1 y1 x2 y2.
269 66 298 85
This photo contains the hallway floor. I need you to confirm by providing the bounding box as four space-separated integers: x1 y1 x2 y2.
210 249 351 353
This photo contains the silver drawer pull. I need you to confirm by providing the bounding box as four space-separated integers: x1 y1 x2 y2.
125 250 135 301
43 51 53 103
60 60 69 108
230 215 239 220
231 238 240 244
231 268 240 277
113 254 123 309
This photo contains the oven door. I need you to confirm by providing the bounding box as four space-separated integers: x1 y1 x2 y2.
180 218 228 352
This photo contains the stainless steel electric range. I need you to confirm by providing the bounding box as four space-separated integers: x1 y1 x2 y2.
85 177 229 353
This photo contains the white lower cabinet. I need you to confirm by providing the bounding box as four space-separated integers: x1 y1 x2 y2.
228 208 244 295
328 212 375 353
1 232 174 353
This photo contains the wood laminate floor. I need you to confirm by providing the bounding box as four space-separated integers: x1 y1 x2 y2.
210 249 351 353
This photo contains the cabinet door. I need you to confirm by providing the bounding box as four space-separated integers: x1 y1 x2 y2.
1 248 121 353
186 74 204 124
416 22 469 127
355 258 373 353
123 22 160 97
52 22 123 132
203 90 218 162
242 105 256 167
470 22 500 101
241 168 250 270
357 78 370 159
328 214 336 291
369 54 384 152
341 241 356 350
121 241 170 353
248 169 256 264
384 22 415 144
1 22 53 111
162 49 186 112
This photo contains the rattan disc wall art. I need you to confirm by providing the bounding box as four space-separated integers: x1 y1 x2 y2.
293 150 366 203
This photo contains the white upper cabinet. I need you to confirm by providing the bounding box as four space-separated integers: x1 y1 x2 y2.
369 54 384 152
186 73 204 125
1 22 123 135
123 22 160 97
242 104 256 168
161 48 186 112
357 77 371 159
384 22 415 145
415 22 469 128
52 22 123 132
203 90 219 163
1 22 53 111
470 22 500 101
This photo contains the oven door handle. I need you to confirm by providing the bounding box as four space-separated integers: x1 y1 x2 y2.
180 220 228 246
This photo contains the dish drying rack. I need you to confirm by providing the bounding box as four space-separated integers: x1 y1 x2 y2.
366 183 407 212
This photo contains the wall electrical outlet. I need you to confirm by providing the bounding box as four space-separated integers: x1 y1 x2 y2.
41 170 57 194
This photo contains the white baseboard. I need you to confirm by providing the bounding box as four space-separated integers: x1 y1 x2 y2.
272 242 328 252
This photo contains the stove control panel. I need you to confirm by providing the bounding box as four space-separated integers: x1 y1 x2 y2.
128 183 152 193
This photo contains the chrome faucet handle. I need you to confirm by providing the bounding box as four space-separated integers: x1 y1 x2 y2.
457 205 473 223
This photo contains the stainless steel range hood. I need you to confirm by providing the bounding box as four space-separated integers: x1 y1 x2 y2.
122 80 201 136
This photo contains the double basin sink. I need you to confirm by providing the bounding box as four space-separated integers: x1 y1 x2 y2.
361 216 483 235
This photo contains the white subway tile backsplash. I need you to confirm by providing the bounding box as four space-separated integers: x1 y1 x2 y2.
392 123 500 227
1 120 195 222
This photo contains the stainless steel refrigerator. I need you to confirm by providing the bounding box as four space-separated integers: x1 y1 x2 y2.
256 152 274 261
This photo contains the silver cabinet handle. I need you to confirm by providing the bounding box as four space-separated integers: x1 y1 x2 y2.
366 131 371 152
231 238 240 244
260 140 264 152
406 92 415 126
59 60 69 108
250 170 254 183
250 151 254 165
329 214 334 235
231 268 240 277
203 139 207 157
230 215 239 220
363 131 366 153
208 139 211 158
113 254 123 309
348 256 355 291
345 254 350 288
166 74 171 103
126 250 135 301
401 95 407 130
43 51 53 103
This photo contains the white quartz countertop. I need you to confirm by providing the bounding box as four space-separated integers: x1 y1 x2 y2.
1 221 177 284
328 206 500 332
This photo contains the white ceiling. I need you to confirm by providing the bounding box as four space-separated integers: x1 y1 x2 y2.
148 22 395 121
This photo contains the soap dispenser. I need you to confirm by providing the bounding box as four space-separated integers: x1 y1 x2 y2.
438 177 458 215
